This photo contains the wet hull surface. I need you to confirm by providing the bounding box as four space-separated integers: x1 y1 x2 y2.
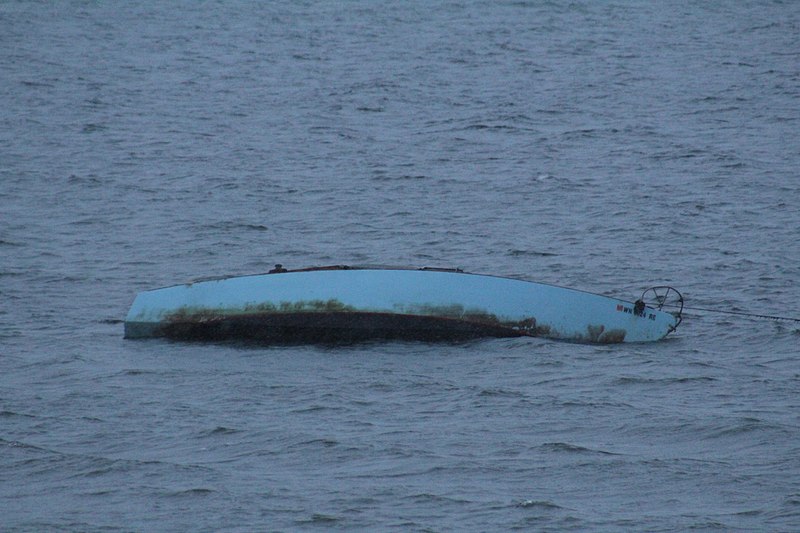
124 267 679 344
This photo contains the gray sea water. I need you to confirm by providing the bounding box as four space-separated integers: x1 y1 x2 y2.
2 1 800 531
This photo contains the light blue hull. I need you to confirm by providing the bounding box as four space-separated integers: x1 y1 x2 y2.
124 267 680 344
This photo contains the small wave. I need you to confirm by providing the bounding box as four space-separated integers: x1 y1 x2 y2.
21 79 55 88
115 369 158 376
614 376 716 385
404 492 471 505
507 249 558 257
81 464 120 477
671 376 716 383
478 388 525 398
707 417 787 438
201 426 241 437
166 488 214 497
559 128 600 139
733 509 763 517
518 499 563 510
84 489 116 496
783 494 800 506
559 400 633 409
539 442 618 455
290 405 325 414
295 513 340 525
0 330 23 340
203 221 269 232
296 438 338 448
81 123 107 133
0 410 36 419
464 123 517 131
371 174 430 182
0 438 50 453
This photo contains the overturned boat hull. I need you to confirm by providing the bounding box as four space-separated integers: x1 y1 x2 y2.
124 266 681 344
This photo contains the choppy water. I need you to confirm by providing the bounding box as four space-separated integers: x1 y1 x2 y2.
2 1 799 531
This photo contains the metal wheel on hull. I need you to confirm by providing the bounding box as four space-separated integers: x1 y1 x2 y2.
640 286 684 333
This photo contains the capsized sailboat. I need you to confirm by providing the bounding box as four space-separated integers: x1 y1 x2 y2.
124 265 683 344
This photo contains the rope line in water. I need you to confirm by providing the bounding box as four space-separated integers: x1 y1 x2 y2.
661 303 800 323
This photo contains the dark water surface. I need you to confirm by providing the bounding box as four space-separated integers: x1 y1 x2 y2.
2 1 799 531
